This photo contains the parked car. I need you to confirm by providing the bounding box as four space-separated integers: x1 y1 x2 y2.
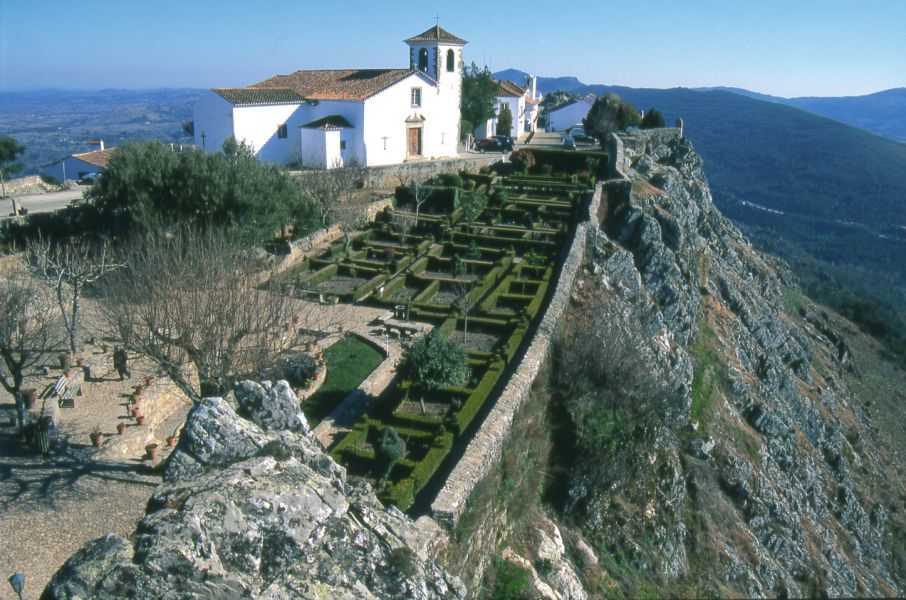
477 137 512 153
494 135 515 150
561 135 577 150
572 131 596 144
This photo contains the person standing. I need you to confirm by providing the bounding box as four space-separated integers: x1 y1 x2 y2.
113 347 131 380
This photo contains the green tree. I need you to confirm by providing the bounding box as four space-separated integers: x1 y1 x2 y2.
399 330 469 412
583 93 641 146
640 107 666 129
460 192 487 228
376 426 407 485
461 63 498 138
0 136 26 200
87 139 312 243
496 103 514 137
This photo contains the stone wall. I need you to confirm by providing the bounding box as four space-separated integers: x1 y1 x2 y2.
361 155 500 188
608 128 683 178
430 183 603 528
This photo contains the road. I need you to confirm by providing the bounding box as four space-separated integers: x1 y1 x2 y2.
1 189 84 217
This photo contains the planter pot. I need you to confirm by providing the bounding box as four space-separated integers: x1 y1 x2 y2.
116 423 126 435
145 444 159 460
77 358 87 367
136 415 146 426
90 433 104 447
130 406 140 417
23 388 38 410
166 436 178 447
58 352 73 369
63 369 73 378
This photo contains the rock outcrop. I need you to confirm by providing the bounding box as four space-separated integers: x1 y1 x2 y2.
43 389 464 599
554 129 903 597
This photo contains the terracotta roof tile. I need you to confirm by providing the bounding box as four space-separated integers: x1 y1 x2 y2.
214 88 304 105
495 79 527 98
254 69 416 101
71 147 117 168
405 26 467 45
301 115 355 129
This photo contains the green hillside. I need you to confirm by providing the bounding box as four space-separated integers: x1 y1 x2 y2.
578 85 906 356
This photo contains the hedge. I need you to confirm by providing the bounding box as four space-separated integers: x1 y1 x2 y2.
522 148 609 176
452 359 505 435
351 272 389 302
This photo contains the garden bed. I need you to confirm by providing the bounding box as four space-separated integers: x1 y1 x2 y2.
303 335 385 427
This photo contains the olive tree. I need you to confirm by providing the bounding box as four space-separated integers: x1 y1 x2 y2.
398 329 469 413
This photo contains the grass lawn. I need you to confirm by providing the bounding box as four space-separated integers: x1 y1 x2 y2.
304 335 384 427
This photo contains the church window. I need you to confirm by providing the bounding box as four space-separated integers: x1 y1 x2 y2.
411 88 422 108
277 124 288 139
340 140 347 150
418 48 428 73
446 49 455 72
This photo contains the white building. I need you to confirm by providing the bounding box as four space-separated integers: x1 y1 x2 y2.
546 98 594 132
42 141 117 182
474 76 540 141
193 26 466 168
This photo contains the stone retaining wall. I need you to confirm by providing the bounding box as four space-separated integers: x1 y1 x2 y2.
429 182 603 528
362 155 500 188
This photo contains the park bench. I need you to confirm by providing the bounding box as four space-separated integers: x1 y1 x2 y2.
39 373 82 409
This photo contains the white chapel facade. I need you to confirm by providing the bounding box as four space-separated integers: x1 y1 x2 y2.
192 26 466 168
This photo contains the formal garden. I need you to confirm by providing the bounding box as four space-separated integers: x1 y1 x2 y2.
276 147 607 510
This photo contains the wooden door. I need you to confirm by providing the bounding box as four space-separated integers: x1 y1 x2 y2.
407 127 422 157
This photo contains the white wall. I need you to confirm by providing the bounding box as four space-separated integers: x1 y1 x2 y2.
362 71 459 166
42 157 101 182
232 103 304 164
193 91 235 153
548 101 592 132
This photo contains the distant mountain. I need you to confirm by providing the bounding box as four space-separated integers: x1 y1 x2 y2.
492 69 585 95
693 86 906 142
576 83 906 313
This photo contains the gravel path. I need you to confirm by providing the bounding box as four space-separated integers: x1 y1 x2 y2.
0 348 191 598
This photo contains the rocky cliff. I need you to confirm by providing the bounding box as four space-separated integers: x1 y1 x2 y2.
42 381 464 599
527 130 905 597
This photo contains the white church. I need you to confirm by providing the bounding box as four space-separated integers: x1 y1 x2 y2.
193 26 466 169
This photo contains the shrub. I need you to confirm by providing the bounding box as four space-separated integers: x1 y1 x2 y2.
435 173 464 188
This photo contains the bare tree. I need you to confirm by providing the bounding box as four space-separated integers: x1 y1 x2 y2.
97 226 322 402
391 209 417 245
297 155 366 228
26 236 122 354
0 258 65 431
394 173 431 227
451 279 477 346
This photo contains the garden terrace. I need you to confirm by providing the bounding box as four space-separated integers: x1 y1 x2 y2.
296 167 592 512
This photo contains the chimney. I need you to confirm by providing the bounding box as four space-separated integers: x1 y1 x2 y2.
529 74 538 100
89 138 105 151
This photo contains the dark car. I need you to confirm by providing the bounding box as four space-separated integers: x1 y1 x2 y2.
572 132 596 144
494 134 514 150
477 137 513 152
561 135 577 150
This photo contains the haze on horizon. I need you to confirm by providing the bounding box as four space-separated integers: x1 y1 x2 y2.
1 0 903 99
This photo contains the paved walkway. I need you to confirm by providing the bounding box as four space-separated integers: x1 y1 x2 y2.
0 346 192 598
311 305 437 450
1 189 84 217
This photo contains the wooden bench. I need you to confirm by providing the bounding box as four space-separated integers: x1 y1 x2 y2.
39 374 82 409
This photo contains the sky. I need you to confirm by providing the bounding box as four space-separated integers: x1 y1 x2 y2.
1 0 904 98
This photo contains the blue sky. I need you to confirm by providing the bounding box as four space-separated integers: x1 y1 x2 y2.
1 0 904 97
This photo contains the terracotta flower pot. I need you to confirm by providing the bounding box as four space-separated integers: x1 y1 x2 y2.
77 358 87 367
23 388 38 409
166 436 178 447
145 444 159 460
136 415 146 426
130 406 140 417
117 423 126 435
90 432 104 447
